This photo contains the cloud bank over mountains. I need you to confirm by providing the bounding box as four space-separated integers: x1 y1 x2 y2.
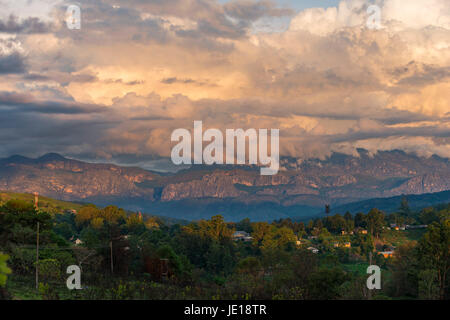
0 0 449 167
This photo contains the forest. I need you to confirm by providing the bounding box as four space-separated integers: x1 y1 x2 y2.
0 196 449 300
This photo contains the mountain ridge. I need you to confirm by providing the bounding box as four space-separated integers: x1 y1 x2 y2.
0 151 448 221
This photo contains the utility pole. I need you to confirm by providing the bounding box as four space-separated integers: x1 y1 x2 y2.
110 240 114 275
368 251 373 300
35 221 39 290
34 192 40 290
34 192 39 210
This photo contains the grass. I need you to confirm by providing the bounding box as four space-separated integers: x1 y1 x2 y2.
6 275 41 300
0 191 83 215
341 262 370 276
7 275 85 300
380 229 426 247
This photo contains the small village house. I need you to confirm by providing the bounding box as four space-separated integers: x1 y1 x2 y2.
307 247 319 254
232 231 253 242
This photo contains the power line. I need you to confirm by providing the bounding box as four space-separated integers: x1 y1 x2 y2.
8 245 111 250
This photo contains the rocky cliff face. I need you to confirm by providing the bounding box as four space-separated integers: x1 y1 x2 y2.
0 153 156 201
0 150 448 212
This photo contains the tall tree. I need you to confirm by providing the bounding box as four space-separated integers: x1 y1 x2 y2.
366 208 385 238
417 220 450 299
399 196 411 217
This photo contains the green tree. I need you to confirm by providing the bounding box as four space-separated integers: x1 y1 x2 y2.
236 218 252 233
38 259 62 282
236 257 261 277
251 222 271 247
75 205 101 226
418 269 440 300
354 212 366 228
388 242 419 298
366 208 385 238
417 220 450 299
197 215 233 241
260 226 296 250
307 267 349 299
0 253 11 287
399 196 411 216
0 200 52 249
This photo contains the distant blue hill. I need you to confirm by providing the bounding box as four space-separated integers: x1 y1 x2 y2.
327 190 450 215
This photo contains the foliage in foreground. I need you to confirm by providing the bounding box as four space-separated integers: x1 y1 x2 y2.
0 198 449 300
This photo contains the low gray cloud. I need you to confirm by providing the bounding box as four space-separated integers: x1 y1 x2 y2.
0 91 107 115
224 0 294 21
0 53 26 74
0 15 50 34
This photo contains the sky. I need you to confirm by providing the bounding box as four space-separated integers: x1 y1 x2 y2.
0 0 449 170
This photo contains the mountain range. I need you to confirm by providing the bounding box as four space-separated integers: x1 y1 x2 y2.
0 150 448 221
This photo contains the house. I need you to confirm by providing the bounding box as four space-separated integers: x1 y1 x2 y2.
333 242 339 248
75 238 83 245
232 231 253 242
390 223 406 231
343 242 351 248
307 247 319 254
354 228 367 234
341 230 347 235
379 251 394 258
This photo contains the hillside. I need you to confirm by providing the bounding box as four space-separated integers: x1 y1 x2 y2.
0 150 448 221
328 190 450 215
0 191 188 225
0 191 83 215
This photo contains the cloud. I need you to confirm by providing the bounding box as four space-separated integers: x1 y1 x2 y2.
0 0 448 165
224 0 294 21
0 14 51 34
0 52 26 74
0 38 27 74
0 91 107 114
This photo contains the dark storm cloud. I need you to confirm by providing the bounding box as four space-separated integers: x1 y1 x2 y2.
60 0 291 45
0 0 447 161
161 77 206 85
393 62 450 87
0 15 51 34
23 73 51 81
328 126 450 144
129 115 174 121
55 0 170 44
0 91 107 115
195 98 436 126
0 92 120 159
0 53 26 74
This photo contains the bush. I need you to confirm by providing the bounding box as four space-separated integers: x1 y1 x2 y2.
0 253 12 287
